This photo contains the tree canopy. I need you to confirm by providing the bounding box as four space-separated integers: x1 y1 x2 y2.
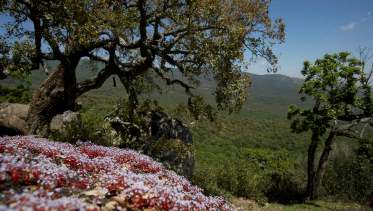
289 52 373 136
1 0 284 107
288 52 373 199
0 0 285 134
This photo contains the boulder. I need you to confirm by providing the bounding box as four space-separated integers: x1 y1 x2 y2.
50 110 82 134
148 111 195 178
107 111 195 178
150 111 192 144
147 138 195 179
0 103 29 135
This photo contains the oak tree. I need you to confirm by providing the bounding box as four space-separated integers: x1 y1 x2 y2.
0 0 285 135
288 52 373 200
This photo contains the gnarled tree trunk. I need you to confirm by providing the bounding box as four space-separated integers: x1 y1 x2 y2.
27 63 77 136
305 129 320 200
313 131 336 197
305 129 336 200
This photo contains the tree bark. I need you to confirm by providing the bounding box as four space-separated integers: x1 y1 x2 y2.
63 60 78 111
117 74 138 121
305 129 320 200
27 62 78 136
313 131 336 198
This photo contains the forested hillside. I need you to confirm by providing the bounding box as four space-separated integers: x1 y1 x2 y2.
1 0 372 210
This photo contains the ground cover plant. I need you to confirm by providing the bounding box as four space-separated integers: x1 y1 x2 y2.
0 136 234 210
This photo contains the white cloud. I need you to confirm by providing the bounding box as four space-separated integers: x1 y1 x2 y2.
340 22 356 31
340 10 373 32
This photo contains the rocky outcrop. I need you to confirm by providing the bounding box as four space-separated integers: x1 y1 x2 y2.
150 111 193 144
50 110 82 134
147 111 194 178
147 137 195 179
0 103 30 135
0 103 82 137
107 111 195 178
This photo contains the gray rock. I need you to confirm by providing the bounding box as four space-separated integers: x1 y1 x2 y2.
50 110 82 133
107 111 195 178
150 111 193 144
0 103 29 135
147 138 195 179
148 112 194 179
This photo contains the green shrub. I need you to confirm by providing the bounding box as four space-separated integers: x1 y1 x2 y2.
147 137 195 177
265 172 304 204
49 110 112 146
0 84 31 103
81 110 114 146
192 166 224 197
192 147 303 203
216 159 267 202
322 138 373 203
106 99 163 149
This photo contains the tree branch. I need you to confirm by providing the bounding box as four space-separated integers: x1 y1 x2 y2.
42 23 64 59
87 53 109 64
78 38 115 56
334 117 373 140
76 65 113 96
153 67 194 95
137 0 149 57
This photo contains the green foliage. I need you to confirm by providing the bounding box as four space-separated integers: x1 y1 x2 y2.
147 137 194 175
288 52 373 200
193 146 302 203
288 52 370 135
0 55 32 103
240 148 303 203
106 99 163 149
1 0 285 115
187 96 216 121
322 138 373 203
189 115 308 202
242 148 294 175
216 159 267 202
0 84 31 103
0 78 31 104
357 137 373 162
80 111 114 146
49 111 113 146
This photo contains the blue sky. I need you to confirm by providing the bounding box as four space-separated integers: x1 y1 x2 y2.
248 0 373 78
2 1 372 78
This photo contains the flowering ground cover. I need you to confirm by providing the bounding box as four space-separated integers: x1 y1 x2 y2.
0 136 234 210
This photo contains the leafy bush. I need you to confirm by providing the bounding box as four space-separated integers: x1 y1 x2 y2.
216 159 267 202
265 172 304 204
193 147 303 203
242 148 303 203
0 84 31 103
192 166 223 196
49 110 113 146
322 138 373 204
106 99 163 149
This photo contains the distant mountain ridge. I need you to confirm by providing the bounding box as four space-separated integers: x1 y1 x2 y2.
2 60 308 116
